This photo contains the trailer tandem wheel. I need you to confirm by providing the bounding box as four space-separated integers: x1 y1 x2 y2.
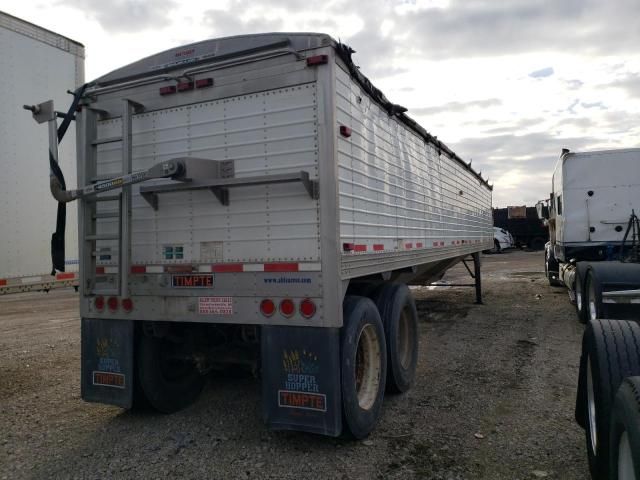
137 333 205 414
341 295 387 439
608 376 640 480
575 264 589 324
373 283 419 393
576 320 640 480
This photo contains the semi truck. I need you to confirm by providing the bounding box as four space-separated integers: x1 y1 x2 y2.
492 206 548 250
26 33 493 438
538 148 640 322
0 10 84 294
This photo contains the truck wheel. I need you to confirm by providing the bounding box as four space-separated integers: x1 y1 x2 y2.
374 284 419 393
577 320 640 480
138 334 204 413
341 295 387 439
609 377 640 480
492 239 501 254
586 269 603 321
545 250 563 287
575 271 589 324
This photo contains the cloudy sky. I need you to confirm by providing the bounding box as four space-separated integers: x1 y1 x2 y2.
3 0 639 206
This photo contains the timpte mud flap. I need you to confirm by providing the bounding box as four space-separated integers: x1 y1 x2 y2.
81 318 135 408
262 326 342 437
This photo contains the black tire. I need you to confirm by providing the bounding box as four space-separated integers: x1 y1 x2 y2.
373 284 419 393
492 239 501 254
137 334 205 414
609 376 640 479
341 295 387 439
576 320 640 480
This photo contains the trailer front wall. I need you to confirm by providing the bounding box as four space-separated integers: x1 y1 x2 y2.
0 13 83 281
335 66 492 277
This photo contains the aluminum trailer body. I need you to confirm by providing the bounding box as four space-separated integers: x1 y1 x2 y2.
0 11 84 294
540 148 640 321
30 33 492 437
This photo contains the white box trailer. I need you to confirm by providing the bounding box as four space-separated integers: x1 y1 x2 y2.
27 33 493 437
0 11 84 294
539 148 640 323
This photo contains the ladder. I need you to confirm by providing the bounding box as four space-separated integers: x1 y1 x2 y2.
80 99 140 297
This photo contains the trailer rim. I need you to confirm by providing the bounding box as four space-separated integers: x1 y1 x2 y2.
617 430 636 480
588 278 598 321
355 323 382 411
587 360 598 455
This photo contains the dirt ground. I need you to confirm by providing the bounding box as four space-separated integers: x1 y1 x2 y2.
0 250 590 479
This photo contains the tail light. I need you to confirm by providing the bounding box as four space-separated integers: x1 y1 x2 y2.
122 298 134 312
280 299 295 317
195 78 214 88
306 54 328 66
299 298 316 318
94 296 105 311
107 297 118 311
260 299 275 317
159 85 176 95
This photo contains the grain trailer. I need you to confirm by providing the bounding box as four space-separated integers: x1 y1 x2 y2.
26 33 493 437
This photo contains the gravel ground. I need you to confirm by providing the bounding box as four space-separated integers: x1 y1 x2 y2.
0 250 589 479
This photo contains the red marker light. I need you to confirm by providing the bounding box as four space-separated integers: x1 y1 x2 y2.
159 85 176 95
340 125 352 137
299 298 316 318
195 78 214 88
122 298 133 312
107 297 118 311
260 299 275 317
280 299 295 317
94 296 105 311
306 55 328 66
177 81 194 92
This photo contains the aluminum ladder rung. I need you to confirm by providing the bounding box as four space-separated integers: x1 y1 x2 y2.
93 211 120 219
92 136 122 146
85 234 119 241
87 194 121 203
91 289 120 296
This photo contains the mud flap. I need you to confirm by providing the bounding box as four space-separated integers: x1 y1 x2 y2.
262 326 342 437
81 318 134 408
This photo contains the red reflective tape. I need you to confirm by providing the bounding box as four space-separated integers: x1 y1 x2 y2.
439 242 445 246
165 265 194 273
56 272 75 280
373 244 384 251
264 263 299 272
130 265 146 274
0 279 6 286
416 242 423 248
95 267 105 274
159 85 176 95
405 243 413 249
212 264 243 273
343 243 354 252
354 244 367 252
195 77 214 88
433 242 439 247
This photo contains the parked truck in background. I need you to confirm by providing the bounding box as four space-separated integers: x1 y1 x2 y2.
538 148 640 323
0 11 84 294
26 33 493 438
493 206 548 250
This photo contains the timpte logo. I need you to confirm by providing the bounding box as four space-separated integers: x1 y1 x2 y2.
93 371 125 389
279 349 325 411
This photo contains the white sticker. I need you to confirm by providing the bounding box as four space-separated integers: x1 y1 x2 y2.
198 296 233 315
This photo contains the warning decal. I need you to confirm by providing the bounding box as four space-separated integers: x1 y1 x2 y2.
92 371 125 389
198 296 233 315
278 390 327 412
